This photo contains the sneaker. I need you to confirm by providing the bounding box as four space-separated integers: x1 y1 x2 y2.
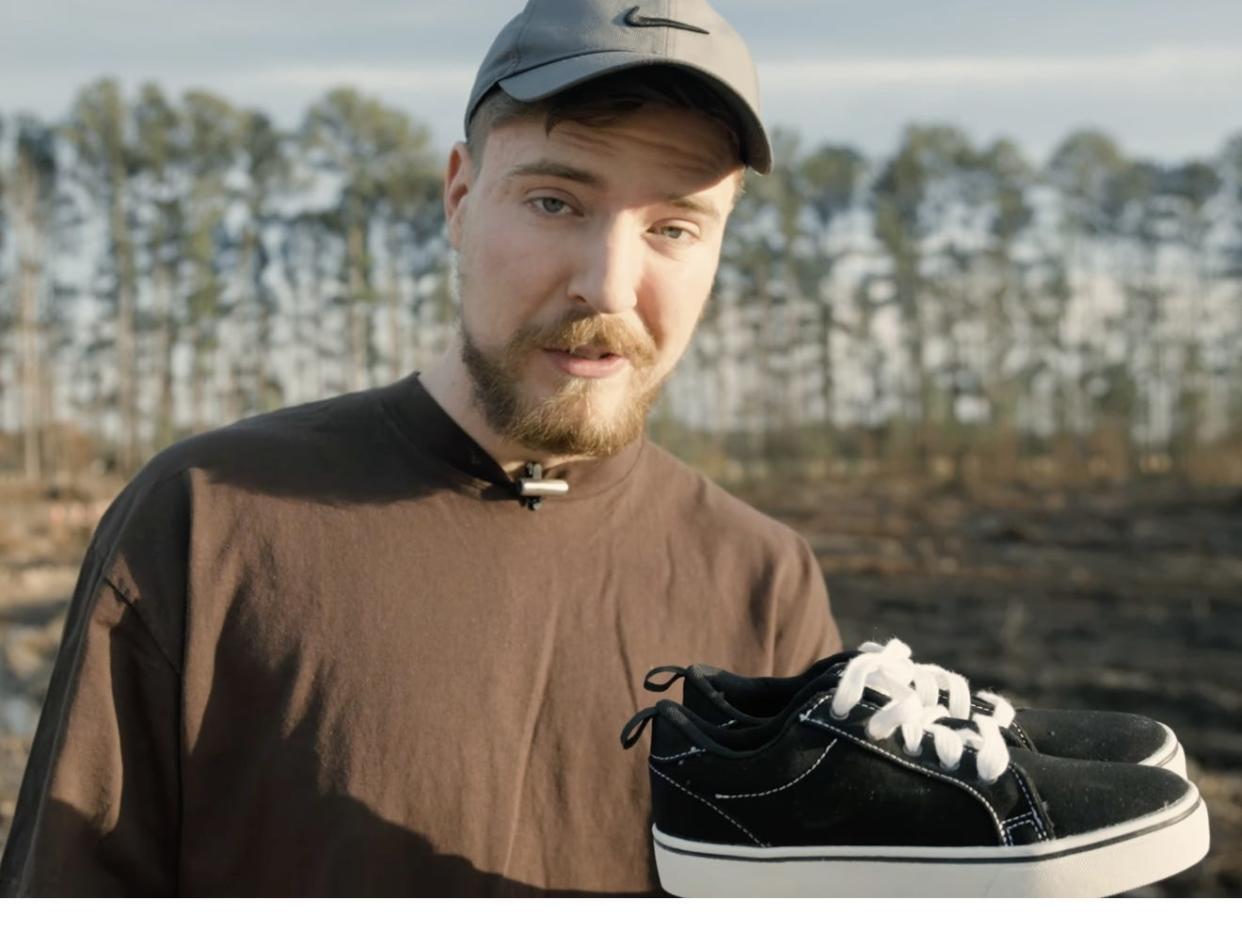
621 644 1210 897
644 639 1186 777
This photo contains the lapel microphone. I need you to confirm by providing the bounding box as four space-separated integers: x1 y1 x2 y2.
516 462 569 511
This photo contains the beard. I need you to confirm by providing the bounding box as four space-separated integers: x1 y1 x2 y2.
458 309 666 458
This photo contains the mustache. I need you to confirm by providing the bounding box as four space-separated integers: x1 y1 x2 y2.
506 313 658 368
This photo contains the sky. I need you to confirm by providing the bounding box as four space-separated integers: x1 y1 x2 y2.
2 0 1241 164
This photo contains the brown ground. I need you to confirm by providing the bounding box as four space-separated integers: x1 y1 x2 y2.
1 475 1239 895
748 478 1242 897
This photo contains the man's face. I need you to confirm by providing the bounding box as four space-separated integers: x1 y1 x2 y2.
443 103 741 457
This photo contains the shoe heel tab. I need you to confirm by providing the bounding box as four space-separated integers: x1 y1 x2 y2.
620 705 660 749
643 665 687 692
650 700 705 759
620 700 708 755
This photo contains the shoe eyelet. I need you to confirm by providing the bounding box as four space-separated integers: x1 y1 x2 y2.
941 759 960 773
829 707 849 722
902 744 921 757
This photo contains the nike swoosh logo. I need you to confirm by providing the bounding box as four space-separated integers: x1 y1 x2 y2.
623 6 710 35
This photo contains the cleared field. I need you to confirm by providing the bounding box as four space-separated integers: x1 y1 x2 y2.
753 480 1242 896
2 478 1238 895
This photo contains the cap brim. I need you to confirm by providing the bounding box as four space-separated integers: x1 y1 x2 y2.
498 51 772 174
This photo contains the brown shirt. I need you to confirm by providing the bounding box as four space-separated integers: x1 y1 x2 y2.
0 372 839 895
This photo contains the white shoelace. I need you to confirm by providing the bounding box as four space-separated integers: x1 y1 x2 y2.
859 639 1017 728
830 639 1010 783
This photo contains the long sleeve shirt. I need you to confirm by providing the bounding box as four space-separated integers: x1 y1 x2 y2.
0 371 839 895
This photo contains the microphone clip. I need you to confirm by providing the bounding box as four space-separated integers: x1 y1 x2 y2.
516 462 569 511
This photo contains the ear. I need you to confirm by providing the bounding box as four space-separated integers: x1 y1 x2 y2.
443 141 475 250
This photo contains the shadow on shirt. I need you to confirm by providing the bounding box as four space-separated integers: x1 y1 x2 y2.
17 798 662 896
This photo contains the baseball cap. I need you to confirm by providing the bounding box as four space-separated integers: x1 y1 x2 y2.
465 0 772 174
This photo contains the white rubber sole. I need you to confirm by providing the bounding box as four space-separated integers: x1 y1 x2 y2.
652 785 1209 897
1142 724 1187 778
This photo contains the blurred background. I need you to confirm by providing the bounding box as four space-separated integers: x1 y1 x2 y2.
1 0 1239 895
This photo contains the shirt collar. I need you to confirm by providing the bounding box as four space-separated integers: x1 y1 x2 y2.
377 371 645 505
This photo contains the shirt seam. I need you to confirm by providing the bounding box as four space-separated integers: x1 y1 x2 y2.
375 395 499 495
100 575 182 675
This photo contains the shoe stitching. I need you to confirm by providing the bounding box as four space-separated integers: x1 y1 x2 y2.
713 740 838 800
649 763 766 847
1001 808 1047 842
650 748 705 762
800 694 1007 845
1001 816 1034 834
1007 765 1050 840
999 815 1046 844
1001 808 1041 834
1001 815 1036 834
1008 720 1031 746
856 697 1014 787
970 697 1029 747
858 697 1036 837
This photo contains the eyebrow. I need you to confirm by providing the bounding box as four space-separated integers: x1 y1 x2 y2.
507 159 602 186
507 159 722 224
665 193 721 224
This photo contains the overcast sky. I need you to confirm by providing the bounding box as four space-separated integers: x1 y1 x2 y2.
3 0 1240 164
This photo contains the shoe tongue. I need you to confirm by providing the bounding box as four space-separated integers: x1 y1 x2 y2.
939 716 977 732
814 648 861 671
813 659 850 686
789 661 851 711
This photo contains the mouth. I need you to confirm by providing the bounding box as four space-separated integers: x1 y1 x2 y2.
544 344 625 362
541 345 631 379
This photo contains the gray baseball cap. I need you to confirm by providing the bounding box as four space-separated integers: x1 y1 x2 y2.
465 0 772 173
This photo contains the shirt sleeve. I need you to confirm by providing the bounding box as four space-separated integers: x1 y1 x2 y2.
0 548 182 895
770 534 842 677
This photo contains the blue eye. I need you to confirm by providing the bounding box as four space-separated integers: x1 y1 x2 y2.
656 225 695 242
533 197 571 215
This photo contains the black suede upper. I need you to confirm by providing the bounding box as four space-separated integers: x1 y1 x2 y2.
661 659 1174 767
1011 749 1191 837
629 690 1194 852
1006 708 1170 763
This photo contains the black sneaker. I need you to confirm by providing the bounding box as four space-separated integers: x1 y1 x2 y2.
621 646 1209 897
645 639 1186 777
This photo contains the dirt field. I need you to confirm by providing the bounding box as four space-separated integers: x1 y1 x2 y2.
1 475 1239 895
750 479 1242 896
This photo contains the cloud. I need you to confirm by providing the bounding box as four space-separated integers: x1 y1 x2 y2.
242 45 1242 103
758 46 1242 90
252 64 477 92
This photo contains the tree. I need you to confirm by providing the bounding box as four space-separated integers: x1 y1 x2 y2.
871 124 978 468
1046 129 1134 476
1160 159 1222 477
180 89 242 431
64 78 141 471
133 82 186 452
235 108 292 414
8 116 59 479
371 114 440 384
299 88 433 391
798 144 868 447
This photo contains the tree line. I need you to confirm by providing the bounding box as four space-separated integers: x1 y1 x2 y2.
1 78 1240 487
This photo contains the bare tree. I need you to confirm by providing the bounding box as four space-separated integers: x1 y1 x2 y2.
300 88 432 392
64 79 140 470
7 117 59 479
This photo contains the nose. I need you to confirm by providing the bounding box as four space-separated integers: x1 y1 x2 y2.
566 217 640 315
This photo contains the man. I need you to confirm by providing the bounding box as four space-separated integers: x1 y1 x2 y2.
0 0 839 895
